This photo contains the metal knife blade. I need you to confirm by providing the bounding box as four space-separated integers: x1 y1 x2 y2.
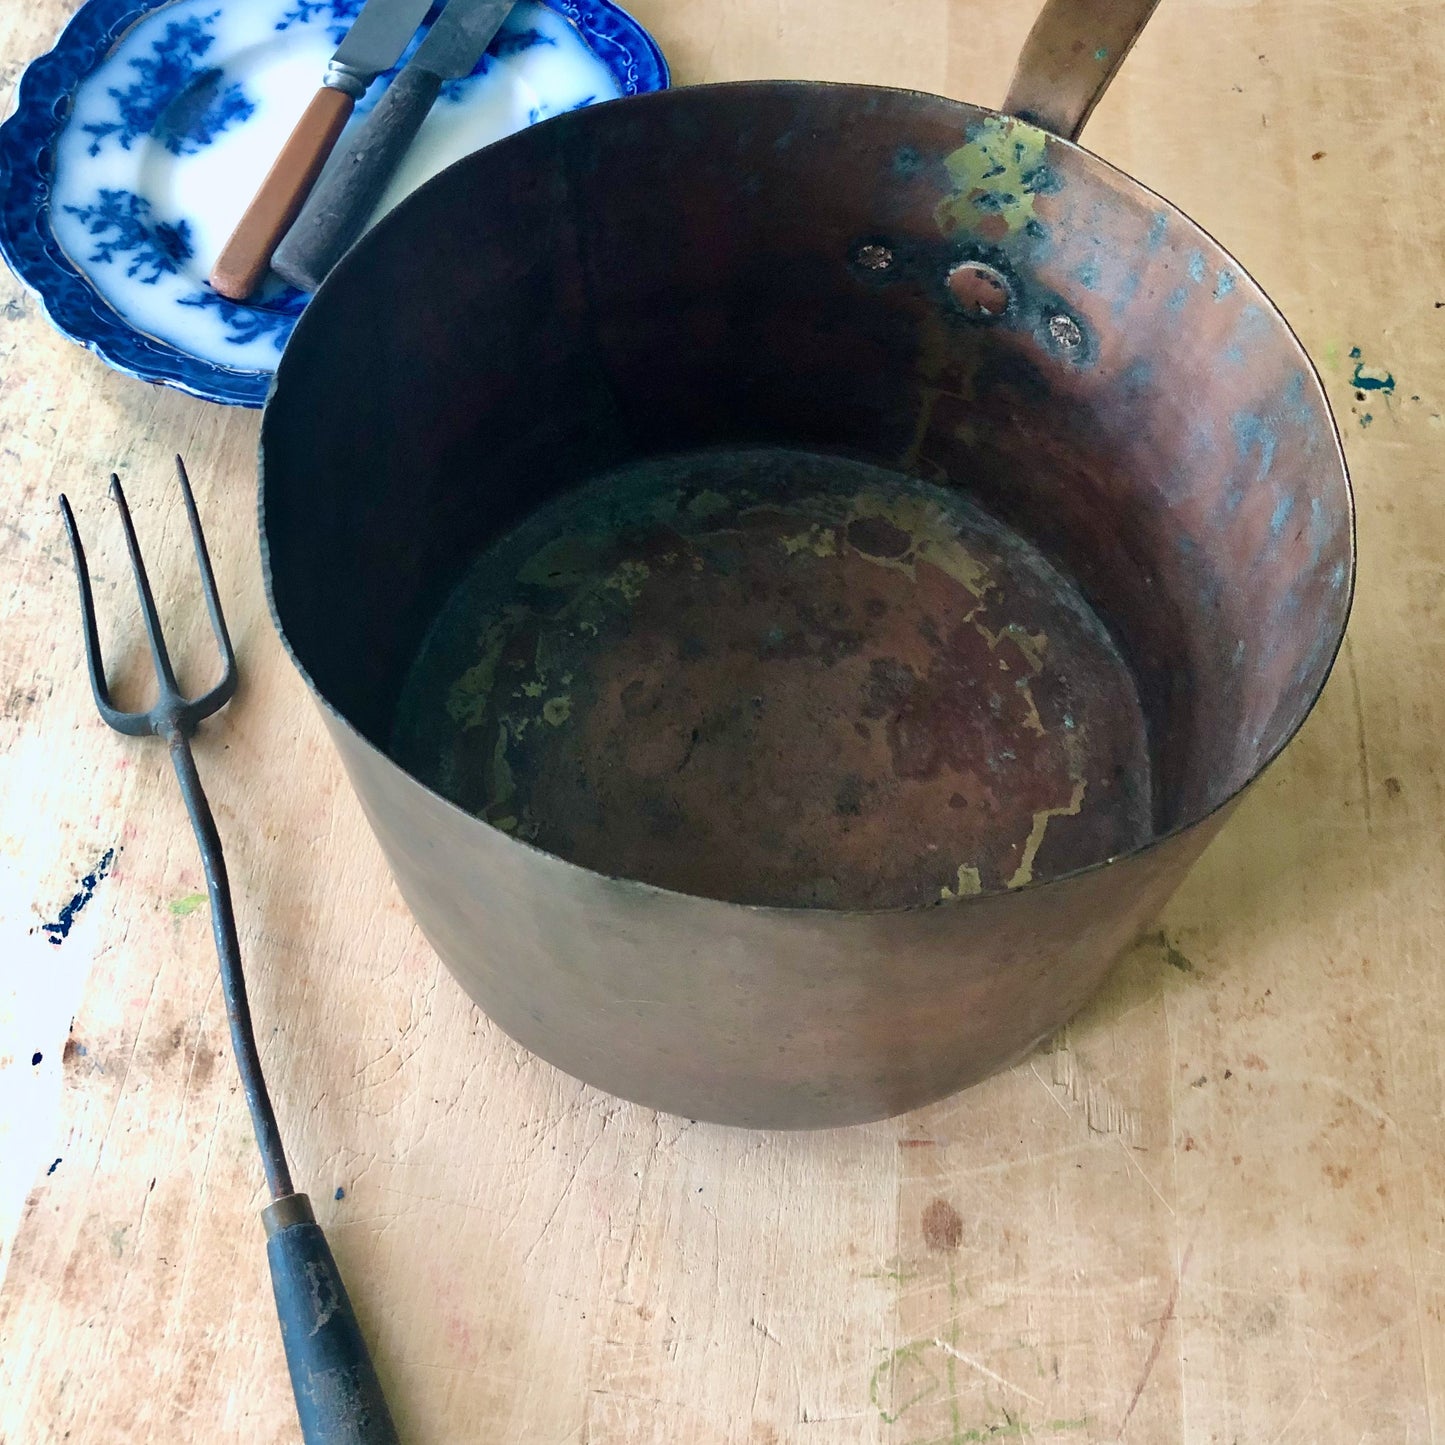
409 0 518 80
331 0 436 82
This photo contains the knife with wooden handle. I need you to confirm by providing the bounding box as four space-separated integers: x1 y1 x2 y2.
208 0 433 302
273 0 517 294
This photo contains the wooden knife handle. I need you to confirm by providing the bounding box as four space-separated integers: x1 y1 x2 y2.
209 87 356 302
272 65 443 293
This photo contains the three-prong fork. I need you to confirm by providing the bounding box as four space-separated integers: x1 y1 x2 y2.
59 459 400 1445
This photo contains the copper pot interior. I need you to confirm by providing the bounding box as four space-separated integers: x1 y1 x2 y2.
263 84 1352 912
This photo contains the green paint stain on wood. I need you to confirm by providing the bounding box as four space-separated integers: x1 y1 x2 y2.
870 1341 941 1425
898 1420 1089 1445
864 1264 920 1284
1153 929 1194 971
169 893 206 916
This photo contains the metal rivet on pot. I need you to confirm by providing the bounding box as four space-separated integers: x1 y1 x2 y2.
854 243 894 271
1047 314 1083 351
947 261 1012 318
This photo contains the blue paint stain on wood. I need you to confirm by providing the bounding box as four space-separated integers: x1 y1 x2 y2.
1214 270 1235 301
47 1158 61 1176
41 847 116 945
1188 250 1207 283
334 1186 345 1201
1270 494 1295 537
1074 260 1101 291
1349 346 1395 394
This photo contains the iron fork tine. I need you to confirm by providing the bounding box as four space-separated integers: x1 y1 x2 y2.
58 463 237 739
107 470 182 704
57 492 149 737
174 456 238 721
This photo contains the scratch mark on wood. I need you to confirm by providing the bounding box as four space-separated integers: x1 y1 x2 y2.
929 1338 1045 1407
1264 1387 1313 1445
1043 1045 1142 1146
1118 1239 1194 1437
1343 638 1372 826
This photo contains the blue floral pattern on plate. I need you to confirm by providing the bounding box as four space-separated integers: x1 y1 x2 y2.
65 189 196 279
79 9 257 156
0 0 667 406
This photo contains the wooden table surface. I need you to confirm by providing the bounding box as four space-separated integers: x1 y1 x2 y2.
2 0 1442 1440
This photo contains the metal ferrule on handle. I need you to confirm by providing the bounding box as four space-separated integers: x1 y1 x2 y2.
263 1194 402 1445
323 60 374 101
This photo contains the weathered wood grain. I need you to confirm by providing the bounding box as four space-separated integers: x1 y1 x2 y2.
1 1 1441 1441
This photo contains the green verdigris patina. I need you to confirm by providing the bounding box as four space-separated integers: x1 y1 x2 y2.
935 115 1060 240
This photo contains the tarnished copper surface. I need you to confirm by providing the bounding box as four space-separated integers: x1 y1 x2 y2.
392 450 1150 908
261 76 1353 1126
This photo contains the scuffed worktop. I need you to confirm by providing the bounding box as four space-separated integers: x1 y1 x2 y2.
2 0 1442 1439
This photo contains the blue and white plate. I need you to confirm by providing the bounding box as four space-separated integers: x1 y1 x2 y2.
0 0 667 405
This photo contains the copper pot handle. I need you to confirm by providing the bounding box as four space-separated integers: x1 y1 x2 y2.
1002 0 1164 141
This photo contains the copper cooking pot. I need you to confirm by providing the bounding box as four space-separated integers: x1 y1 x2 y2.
259 0 1353 1127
